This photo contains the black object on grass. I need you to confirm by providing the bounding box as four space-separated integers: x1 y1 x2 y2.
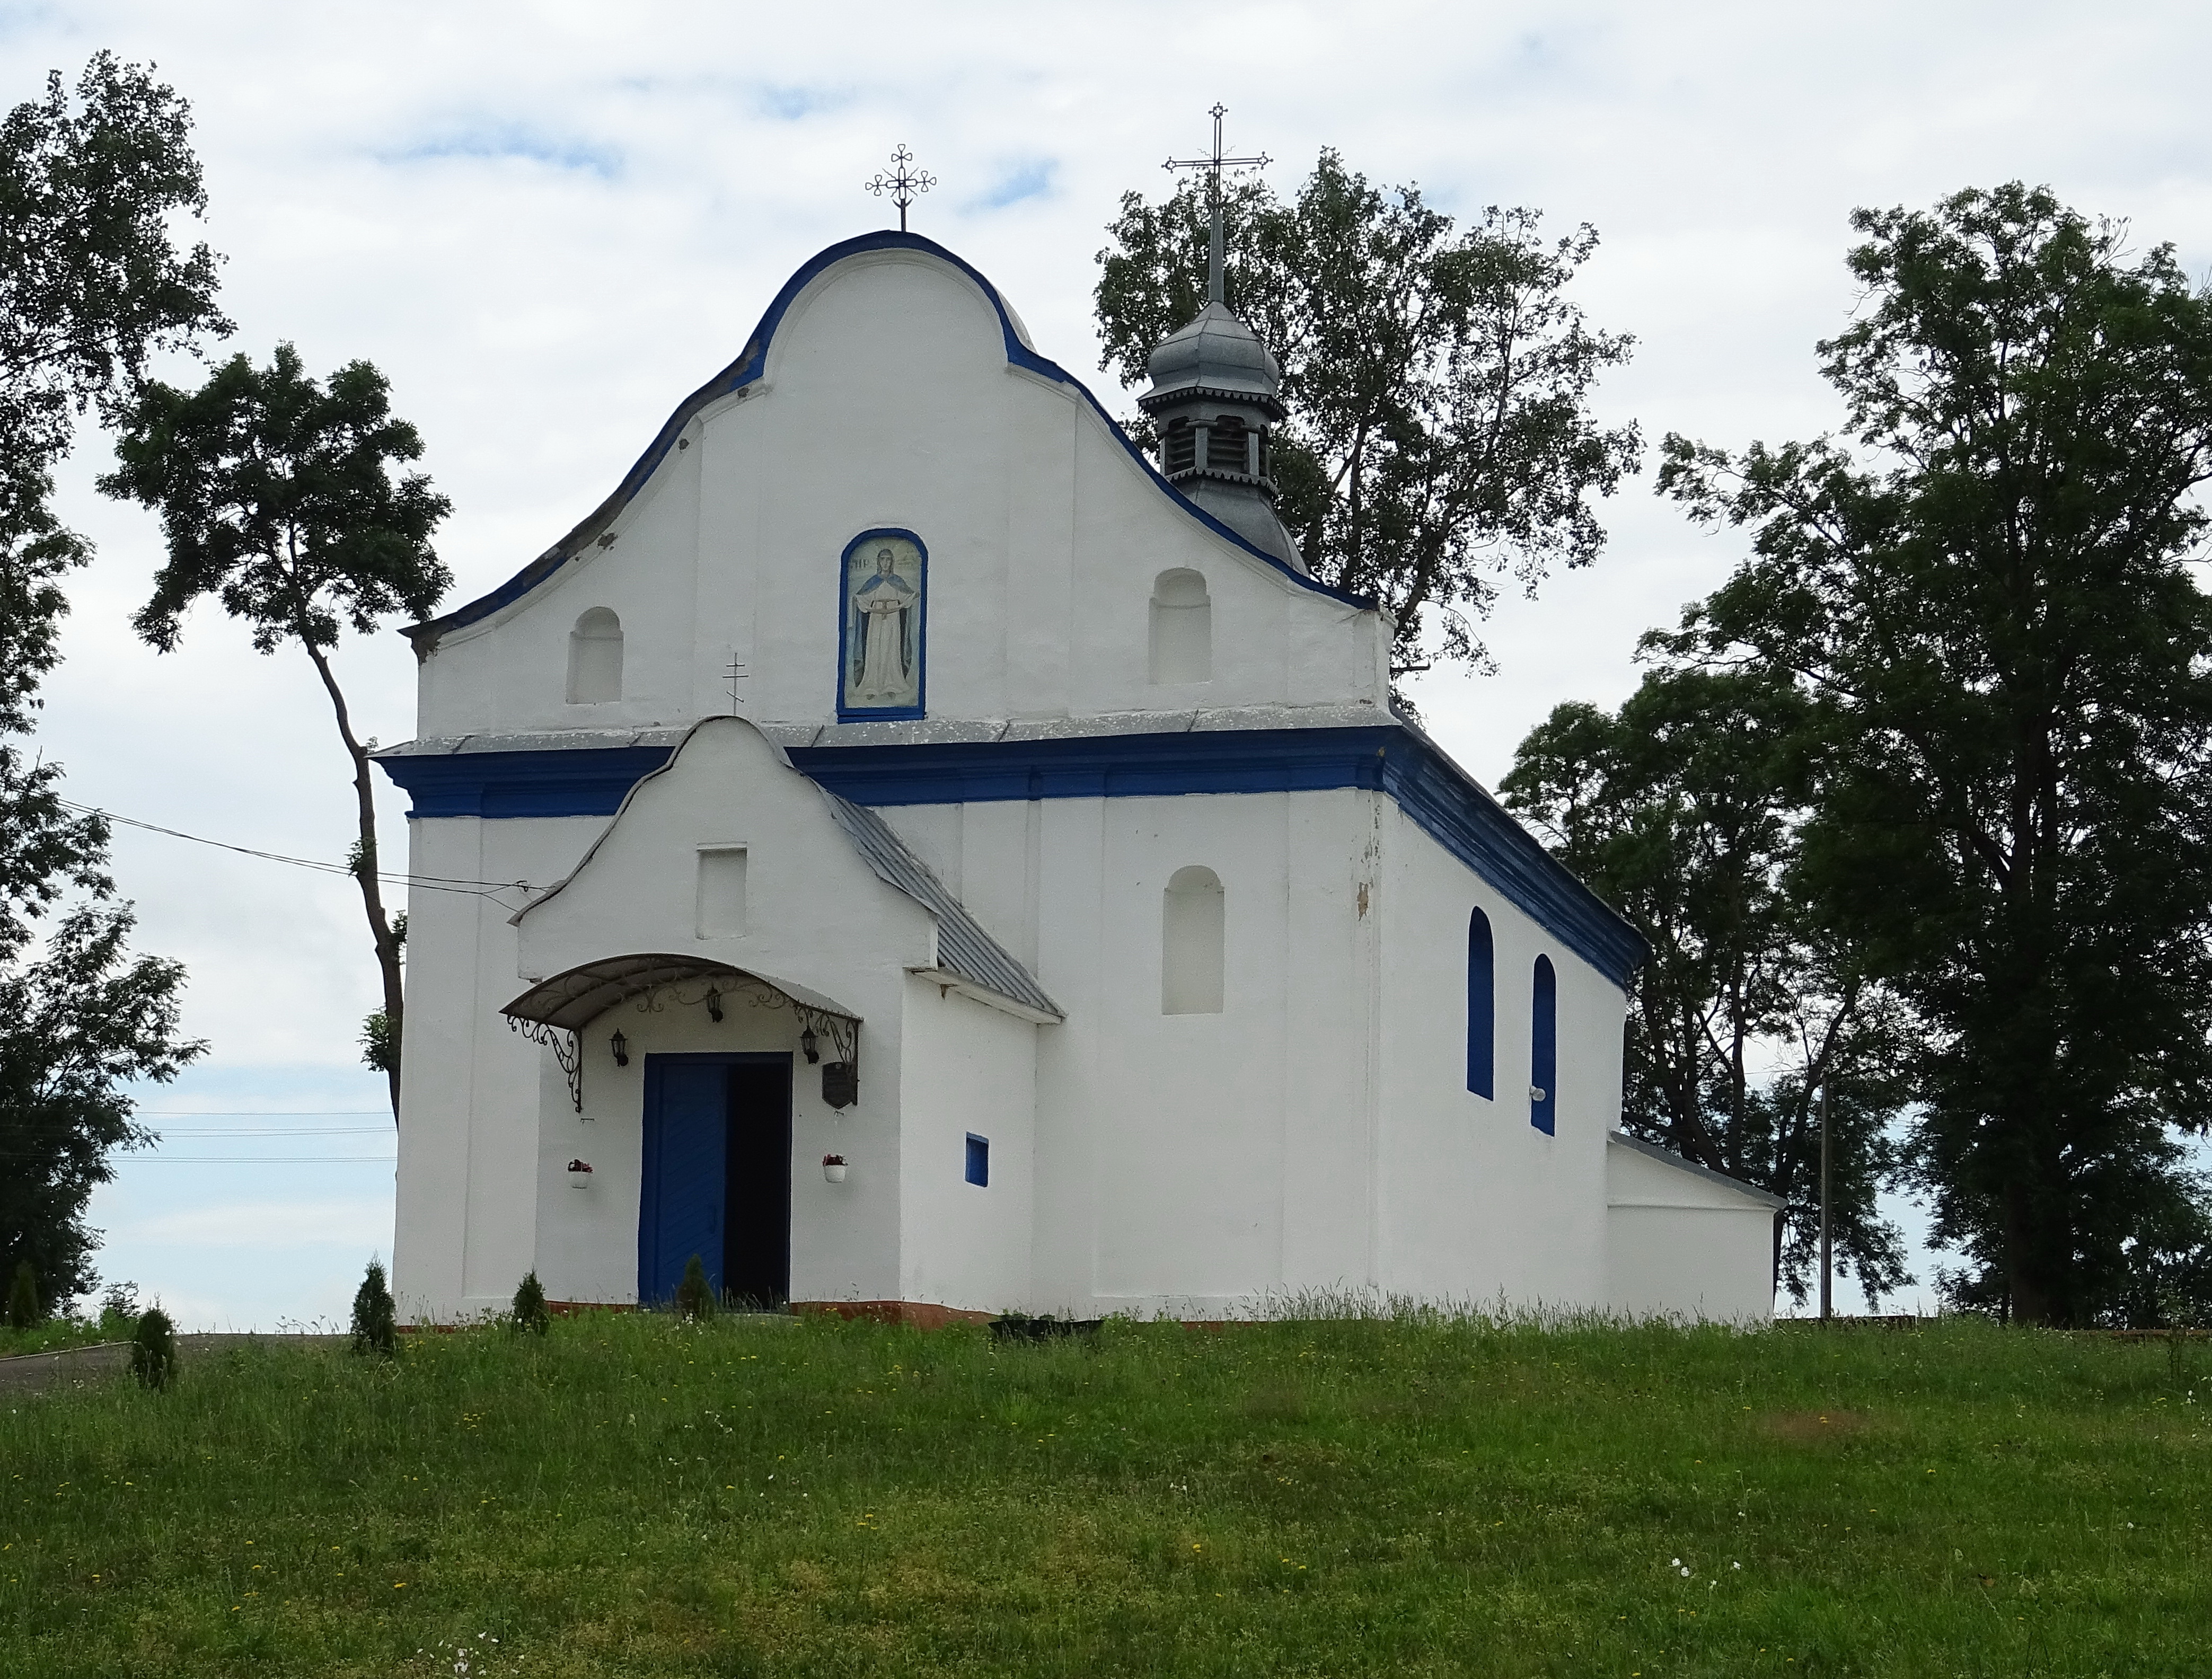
131 1307 176 1390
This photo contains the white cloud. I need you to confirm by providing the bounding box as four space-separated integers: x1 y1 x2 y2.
130 1198 394 1250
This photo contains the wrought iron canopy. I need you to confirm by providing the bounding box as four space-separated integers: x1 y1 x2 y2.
501 955 863 1114
501 955 859 1035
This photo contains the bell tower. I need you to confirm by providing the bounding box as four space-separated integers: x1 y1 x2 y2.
1140 106 1306 572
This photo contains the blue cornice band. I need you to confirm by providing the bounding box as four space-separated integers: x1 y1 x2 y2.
787 728 1388 803
374 726 1645 986
375 745 675 819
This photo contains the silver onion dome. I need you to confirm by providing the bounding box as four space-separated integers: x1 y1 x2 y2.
1143 301 1286 408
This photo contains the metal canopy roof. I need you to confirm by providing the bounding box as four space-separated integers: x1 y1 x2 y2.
500 955 860 1034
818 791 1063 1021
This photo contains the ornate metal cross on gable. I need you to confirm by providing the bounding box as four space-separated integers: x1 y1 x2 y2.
1164 103 1270 307
865 144 936 232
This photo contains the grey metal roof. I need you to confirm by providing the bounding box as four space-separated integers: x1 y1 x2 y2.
819 791 1063 1021
1608 1130 1790 1209
1141 301 1285 409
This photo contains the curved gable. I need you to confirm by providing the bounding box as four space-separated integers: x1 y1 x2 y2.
407 232 1367 652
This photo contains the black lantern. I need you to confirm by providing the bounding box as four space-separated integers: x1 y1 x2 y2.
799 1023 820 1064
610 1028 629 1067
706 987 723 1023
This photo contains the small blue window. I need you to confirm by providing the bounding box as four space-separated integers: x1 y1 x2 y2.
1467 908 1495 1099
964 1133 989 1187
1531 955 1557 1135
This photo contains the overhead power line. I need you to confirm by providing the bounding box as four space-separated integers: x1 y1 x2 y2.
99 1156 398 1164
0 1151 394 1162
57 800 532 899
138 1127 391 1137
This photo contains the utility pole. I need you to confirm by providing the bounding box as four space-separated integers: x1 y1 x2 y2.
1819 1080 1833 1323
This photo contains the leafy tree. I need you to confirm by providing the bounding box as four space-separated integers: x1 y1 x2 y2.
1096 151 1641 676
1656 183 2212 1327
0 902 201 1305
350 1257 396 1356
101 345 453 1116
1 51 227 477
6 1259 37 1330
1502 667 1914 1305
0 52 218 1315
1 459 202 1307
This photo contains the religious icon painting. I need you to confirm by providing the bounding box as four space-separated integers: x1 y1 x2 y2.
837 529 927 720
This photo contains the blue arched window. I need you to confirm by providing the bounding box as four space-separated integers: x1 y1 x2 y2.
1466 908 1495 1098
1530 955 1558 1134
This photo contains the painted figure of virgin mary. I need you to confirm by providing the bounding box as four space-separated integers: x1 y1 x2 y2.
847 540 920 708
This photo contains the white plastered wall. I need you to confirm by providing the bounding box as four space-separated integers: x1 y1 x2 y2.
411 246 1390 749
895 976 1039 1314
1605 1139 1779 1324
1372 800 1622 1313
402 719 946 1317
879 783 1381 1319
394 811 605 1321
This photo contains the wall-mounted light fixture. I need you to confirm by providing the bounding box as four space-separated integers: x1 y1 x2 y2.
706 987 724 1022
611 1029 630 1066
799 1024 820 1064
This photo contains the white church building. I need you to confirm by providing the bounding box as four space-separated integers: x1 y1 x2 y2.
376 229 1782 1326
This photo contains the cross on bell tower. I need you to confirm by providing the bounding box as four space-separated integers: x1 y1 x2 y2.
1140 104 1303 574
1164 104 1270 306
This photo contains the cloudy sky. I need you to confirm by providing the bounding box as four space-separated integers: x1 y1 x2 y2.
14 1 2208 1325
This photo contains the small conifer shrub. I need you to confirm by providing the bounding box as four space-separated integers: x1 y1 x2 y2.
130 1306 177 1390
512 1269 551 1336
6 1260 39 1331
673 1253 716 1321
351 1258 398 1357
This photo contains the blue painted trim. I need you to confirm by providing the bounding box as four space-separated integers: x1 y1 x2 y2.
404 232 1369 650
1466 907 1495 1100
788 727 1392 804
372 724 1646 986
1371 731 1646 988
835 528 928 723
1530 955 1558 1135
374 745 675 818
639 1051 791 1303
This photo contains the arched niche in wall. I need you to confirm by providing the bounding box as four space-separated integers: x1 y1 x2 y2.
566 607 623 704
1530 954 1558 1135
1161 864 1225 1015
1149 568 1212 685
1466 908 1495 1099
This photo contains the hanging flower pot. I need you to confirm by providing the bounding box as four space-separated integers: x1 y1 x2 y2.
566 1158 595 1187
822 1153 848 1183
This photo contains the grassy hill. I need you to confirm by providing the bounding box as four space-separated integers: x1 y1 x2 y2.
2 1310 2205 1676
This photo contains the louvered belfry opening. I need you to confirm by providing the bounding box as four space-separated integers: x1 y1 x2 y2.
1164 418 1196 474
1205 416 1248 473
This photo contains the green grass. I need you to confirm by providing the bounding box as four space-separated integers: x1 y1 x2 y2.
2 1312 2205 1676
0 1318 126 1359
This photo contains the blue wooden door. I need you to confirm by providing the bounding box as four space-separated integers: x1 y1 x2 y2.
639 1059 727 1302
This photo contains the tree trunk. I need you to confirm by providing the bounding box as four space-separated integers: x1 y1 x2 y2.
298 637 404 1121
2001 1160 2069 1327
